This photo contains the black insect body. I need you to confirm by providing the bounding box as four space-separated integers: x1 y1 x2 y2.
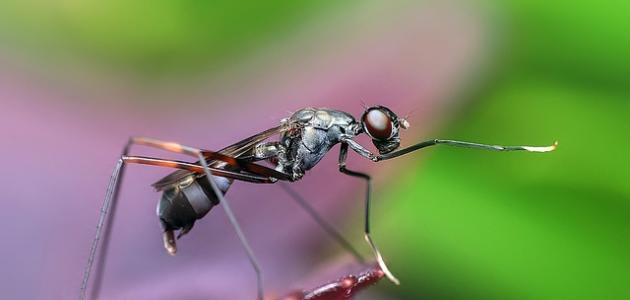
81 106 556 300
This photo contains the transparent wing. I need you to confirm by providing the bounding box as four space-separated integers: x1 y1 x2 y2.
151 123 294 191
217 124 291 158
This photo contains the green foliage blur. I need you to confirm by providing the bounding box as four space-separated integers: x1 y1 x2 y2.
375 1 630 299
0 0 337 76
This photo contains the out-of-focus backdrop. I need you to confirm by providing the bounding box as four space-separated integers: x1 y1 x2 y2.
0 1 627 299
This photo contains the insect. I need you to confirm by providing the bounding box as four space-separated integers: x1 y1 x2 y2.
80 106 557 300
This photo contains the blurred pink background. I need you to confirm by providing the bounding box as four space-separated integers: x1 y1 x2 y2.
0 2 485 299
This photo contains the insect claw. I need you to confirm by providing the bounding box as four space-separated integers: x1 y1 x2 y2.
364 234 400 285
523 141 558 153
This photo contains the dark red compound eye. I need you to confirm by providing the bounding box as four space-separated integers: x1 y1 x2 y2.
362 108 393 140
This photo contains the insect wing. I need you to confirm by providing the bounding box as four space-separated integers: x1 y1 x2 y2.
216 124 292 158
152 123 293 191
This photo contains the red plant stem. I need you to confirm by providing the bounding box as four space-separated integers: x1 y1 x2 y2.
278 265 384 300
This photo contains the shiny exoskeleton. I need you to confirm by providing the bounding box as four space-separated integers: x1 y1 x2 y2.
155 107 405 240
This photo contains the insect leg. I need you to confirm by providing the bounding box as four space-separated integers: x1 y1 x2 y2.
84 153 269 299
82 137 269 300
246 142 363 261
81 140 132 300
378 139 558 161
337 143 400 285
122 137 264 300
196 153 264 300
278 182 365 264
123 155 275 183
340 136 556 162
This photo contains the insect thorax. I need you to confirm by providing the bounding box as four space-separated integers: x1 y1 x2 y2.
277 108 360 178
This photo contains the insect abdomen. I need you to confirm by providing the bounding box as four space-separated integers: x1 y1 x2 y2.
157 176 230 236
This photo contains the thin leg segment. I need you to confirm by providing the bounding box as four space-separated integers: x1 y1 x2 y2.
82 150 128 300
83 140 134 300
196 153 264 300
123 156 275 183
340 136 556 162
338 143 400 285
378 139 558 161
278 182 365 264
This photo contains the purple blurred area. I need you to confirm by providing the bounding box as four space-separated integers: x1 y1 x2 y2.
0 2 484 299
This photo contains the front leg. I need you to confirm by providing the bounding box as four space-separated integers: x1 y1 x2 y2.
337 136 555 288
340 137 379 161
338 143 400 285
340 137 556 162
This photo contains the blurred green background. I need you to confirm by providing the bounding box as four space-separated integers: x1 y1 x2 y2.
375 1 630 299
1 1 628 299
0 1 340 78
